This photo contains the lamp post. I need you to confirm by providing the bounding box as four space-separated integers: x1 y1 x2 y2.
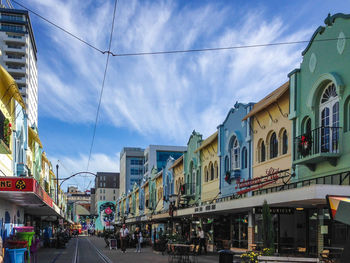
56 164 59 205
169 194 177 234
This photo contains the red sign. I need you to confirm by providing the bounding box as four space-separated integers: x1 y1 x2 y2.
0 177 53 208
235 168 290 195
0 177 34 192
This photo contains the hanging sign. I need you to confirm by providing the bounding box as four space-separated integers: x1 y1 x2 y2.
234 168 292 195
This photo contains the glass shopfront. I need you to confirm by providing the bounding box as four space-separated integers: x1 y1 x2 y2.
254 207 350 255
231 214 248 248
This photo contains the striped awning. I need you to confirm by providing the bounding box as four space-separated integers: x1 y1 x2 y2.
327 195 350 225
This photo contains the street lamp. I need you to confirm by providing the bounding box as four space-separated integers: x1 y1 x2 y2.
169 194 178 233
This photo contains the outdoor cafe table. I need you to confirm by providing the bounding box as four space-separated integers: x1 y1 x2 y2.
168 244 193 263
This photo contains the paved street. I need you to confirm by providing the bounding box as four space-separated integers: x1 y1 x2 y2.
37 236 221 263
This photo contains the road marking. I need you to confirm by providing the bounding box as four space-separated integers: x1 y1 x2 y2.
85 237 113 263
72 237 79 263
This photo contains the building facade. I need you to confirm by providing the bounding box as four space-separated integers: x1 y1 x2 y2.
195 131 219 203
289 13 350 253
120 147 144 195
183 131 202 205
94 172 120 214
218 102 254 198
0 7 38 127
143 145 186 179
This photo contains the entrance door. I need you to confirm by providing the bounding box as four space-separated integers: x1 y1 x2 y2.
320 83 339 153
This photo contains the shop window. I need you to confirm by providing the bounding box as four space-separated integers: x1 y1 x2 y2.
241 147 247 169
282 130 288 154
269 132 278 159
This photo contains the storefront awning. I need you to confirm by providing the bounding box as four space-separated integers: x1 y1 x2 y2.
0 65 26 109
0 177 63 218
327 195 350 225
176 185 350 217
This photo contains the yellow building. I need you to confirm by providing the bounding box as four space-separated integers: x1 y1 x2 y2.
0 66 25 176
143 181 150 215
170 156 184 207
243 82 292 187
154 171 163 213
194 131 220 203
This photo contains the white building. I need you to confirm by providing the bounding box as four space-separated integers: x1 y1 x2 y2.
0 7 38 127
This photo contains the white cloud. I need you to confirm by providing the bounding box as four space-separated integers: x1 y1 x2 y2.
34 1 312 141
47 152 119 191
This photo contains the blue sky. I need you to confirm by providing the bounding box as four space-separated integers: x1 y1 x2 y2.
12 0 349 190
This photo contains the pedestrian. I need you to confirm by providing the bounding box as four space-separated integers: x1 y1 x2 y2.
120 224 129 253
104 232 110 248
133 227 143 253
153 229 157 244
198 227 207 255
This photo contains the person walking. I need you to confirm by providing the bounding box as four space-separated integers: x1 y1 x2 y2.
133 227 143 253
120 224 129 253
198 227 207 255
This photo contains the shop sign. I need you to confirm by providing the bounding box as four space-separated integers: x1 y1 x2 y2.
255 207 294 214
235 168 291 195
194 204 216 213
0 177 34 192
0 177 53 208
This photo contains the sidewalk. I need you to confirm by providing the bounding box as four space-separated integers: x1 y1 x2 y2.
89 236 220 263
36 238 77 263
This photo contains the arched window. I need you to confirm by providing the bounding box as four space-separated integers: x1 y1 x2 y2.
241 147 247 169
260 141 266 162
320 83 339 153
210 162 214 181
204 166 208 182
269 132 278 159
214 162 218 179
344 96 350 132
225 156 229 172
230 136 240 170
282 130 288 154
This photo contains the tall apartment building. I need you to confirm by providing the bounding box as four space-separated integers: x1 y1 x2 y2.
94 172 119 214
0 7 38 127
90 187 95 215
143 145 186 179
119 147 144 195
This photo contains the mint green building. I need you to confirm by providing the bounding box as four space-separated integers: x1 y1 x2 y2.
183 130 202 205
289 13 350 254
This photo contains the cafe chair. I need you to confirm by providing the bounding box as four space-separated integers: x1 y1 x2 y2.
320 249 335 263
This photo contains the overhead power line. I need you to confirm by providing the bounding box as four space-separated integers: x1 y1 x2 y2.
11 0 104 54
106 37 349 57
86 0 118 173
11 1 350 58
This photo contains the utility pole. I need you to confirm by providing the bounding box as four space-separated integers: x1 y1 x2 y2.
56 164 59 205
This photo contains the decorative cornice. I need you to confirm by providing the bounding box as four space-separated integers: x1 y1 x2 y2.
302 13 350 56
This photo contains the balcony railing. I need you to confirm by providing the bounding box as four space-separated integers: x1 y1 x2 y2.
180 183 196 196
294 126 341 169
